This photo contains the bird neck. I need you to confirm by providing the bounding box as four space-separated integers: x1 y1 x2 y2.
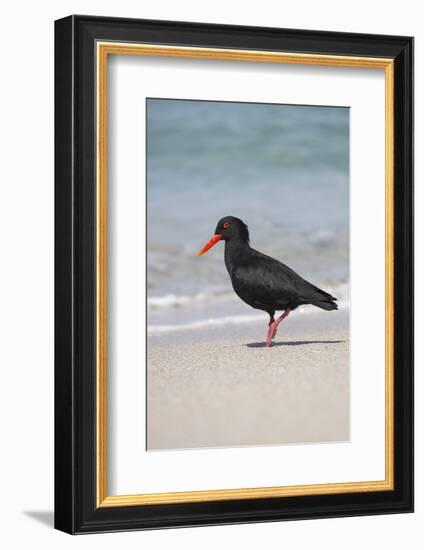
224 239 250 273
225 237 250 250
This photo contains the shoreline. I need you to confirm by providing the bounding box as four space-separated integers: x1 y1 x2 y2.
147 281 349 331
148 307 348 345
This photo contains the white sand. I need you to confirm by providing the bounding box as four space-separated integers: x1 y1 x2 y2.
147 309 349 450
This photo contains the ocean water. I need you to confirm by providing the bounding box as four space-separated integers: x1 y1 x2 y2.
147 99 349 331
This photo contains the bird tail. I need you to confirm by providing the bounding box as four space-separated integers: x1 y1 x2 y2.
312 300 338 311
298 279 338 311
307 283 338 311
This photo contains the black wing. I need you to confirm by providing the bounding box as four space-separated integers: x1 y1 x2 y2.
231 248 338 311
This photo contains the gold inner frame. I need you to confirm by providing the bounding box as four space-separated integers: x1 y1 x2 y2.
96 42 395 508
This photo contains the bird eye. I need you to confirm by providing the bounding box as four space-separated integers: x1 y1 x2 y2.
223 222 230 229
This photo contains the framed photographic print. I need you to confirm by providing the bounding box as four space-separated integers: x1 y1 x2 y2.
54 15 414 534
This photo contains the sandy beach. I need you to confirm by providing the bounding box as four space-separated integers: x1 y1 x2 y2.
147 309 349 450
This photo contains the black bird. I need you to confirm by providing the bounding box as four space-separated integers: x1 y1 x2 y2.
198 216 337 347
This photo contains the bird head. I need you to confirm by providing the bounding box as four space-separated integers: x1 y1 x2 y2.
198 216 249 256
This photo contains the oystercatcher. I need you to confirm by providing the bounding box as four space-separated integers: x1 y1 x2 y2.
198 216 337 347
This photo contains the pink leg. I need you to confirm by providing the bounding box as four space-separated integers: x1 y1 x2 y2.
265 310 290 347
265 319 275 347
271 309 290 339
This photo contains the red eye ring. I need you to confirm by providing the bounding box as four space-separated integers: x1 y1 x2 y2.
223 222 230 229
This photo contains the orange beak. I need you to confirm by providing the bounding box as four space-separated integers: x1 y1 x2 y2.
198 234 222 256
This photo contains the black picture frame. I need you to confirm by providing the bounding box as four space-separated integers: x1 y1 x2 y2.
55 14 414 534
